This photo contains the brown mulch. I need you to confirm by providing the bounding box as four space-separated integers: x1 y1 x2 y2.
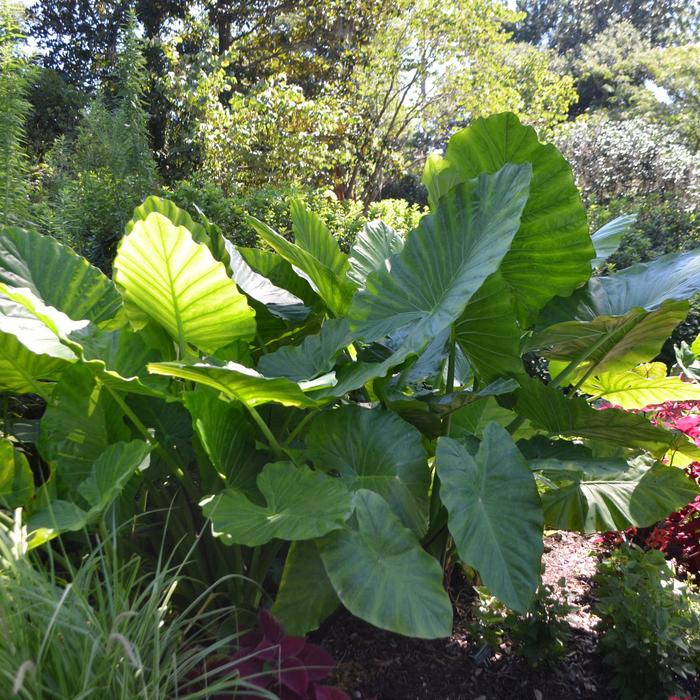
317 533 615 700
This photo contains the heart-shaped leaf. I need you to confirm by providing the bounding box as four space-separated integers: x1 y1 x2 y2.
426 112 593 327
318 490 453 638
272 541 339 635
0 226 122 324
114 212 255 354
533 455 700 532
349 163 531 369
201 462 353 546
437 423 544 612
532 249 700 377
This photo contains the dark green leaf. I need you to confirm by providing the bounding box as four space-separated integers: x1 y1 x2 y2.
0 227 122 324
201 461 353 546
306 405 430 535
433 112 593 326
349 164 531 371
437 423 544 612
318 490 453 638
272 540 339 635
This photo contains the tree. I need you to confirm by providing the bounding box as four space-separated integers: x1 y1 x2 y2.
337 0 577 202
51 14 157 269
172 0 576 201
513 0 698 54
634 45 700 151
27 0 132 90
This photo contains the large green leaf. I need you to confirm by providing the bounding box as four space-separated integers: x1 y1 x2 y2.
38 364 130 491
531 250 700 377
591 214 637 269
422 153 464 211
70 323 171 399
347 220 404 287
183 388 259 492
533 302 688 382
579 370 700 409
430 112 593 326
126 196 209 242
318 490 453 638
237 246 319 307
0 295 77 395
226 241 310 322
454 271 524 382
247 207 356 316
306 405 430 536
148 361 324 408
272 540 339 635
201 461 353 546
29 440 151 536
0 330 72 396
515 378 677 456
533 455 700 532
0 227 122 324
349 163 531 368
113 212 255 354
0 439 34 508
257 319 351 381
437 423 544 612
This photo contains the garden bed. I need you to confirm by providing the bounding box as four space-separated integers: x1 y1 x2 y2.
320 533 615 700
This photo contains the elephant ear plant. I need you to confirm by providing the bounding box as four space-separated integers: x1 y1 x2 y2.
1 112 700 640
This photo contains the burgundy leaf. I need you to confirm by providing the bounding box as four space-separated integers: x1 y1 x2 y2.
313 684 352 700
259 609 285 643
279 656 310 695
299 643 336 681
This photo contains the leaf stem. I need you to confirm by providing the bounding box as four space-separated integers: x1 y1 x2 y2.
105 385 194 491
245 404 284 460
283 409 318 447
444 327 456 435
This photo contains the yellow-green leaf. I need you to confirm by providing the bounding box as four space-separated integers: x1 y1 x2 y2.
114 212 255 354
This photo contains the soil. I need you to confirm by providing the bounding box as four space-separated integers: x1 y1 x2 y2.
317 533 617 700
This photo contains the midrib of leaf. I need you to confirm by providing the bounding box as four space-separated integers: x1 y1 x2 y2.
160 228 188 355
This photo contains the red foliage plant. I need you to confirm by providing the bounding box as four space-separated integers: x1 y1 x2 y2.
225 610 348 700
640 401 700 577
593 401 700 575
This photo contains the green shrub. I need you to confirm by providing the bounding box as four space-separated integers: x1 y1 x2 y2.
589 195 700 270
469 580 573 666
593 545 700 700
167 179 427 251
0 1 33 226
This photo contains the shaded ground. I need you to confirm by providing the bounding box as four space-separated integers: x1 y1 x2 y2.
318 533 615 700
